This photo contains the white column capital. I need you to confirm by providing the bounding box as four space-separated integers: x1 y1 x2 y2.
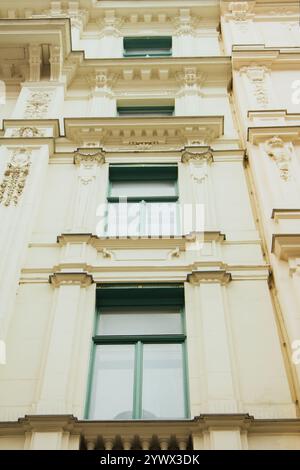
187 269 232 285
97 10 123 38
74 148 106 166
172 8 198 37
49 272 94 288
176 67 206 92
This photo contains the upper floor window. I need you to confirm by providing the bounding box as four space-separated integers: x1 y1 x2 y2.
103 164 180 237
117 105 174 117
86 284 188 420
123 36 172 57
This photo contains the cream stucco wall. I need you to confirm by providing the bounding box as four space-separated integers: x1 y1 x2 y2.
0 0 299 450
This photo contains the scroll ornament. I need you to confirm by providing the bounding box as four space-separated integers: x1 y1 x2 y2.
265 136 292 181
0 149 31 206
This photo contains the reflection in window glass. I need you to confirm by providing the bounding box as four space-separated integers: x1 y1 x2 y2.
142 343 185 419
89 344 135 420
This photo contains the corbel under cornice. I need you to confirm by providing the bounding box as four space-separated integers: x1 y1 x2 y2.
181 145 214 163
187 269 232 285
271 209 300 221
49 272 94 287
73 147 106 165
271 234 300 261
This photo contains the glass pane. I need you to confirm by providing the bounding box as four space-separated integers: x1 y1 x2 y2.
105 202 142 237
104 202 180 237
98 307 182 336
142 343 185 419
110 180 176 198
144 202 180 236
88 344 134 420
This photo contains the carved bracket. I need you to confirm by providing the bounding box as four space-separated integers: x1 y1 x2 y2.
0 148 31 207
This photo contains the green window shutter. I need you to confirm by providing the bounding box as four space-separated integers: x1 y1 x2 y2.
123 36 172 57
117 106 174 116
109 164 178 181
96 284 184 307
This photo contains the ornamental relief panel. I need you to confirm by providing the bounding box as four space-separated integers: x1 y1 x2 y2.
10 127 45 138
74 150 106 185
0 148 31 206
181 149 213 183
23 90 53 119
264 136 292 182
240 65 270 108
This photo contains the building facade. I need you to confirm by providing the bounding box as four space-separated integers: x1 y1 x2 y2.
0 0 300 450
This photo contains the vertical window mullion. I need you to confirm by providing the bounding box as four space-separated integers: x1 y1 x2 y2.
182 342 190 419
133 340 143 419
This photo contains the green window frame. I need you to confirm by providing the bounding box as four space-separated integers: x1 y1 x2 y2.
85 285 190 420
104 164 180 236
108 164 179 203
123 36 172 57
117 106 174 117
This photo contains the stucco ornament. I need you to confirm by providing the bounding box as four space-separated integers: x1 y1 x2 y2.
24 91 53 118
0 148 31 206
74 150 106 185
11 127 44 138
229 2 250 21
181 149 213 182
240 65 270 108
265 136 292 181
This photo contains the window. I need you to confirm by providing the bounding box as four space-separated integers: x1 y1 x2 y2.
86 285 189 420
102 164 180 237
123 36 172 57
117 106 174 117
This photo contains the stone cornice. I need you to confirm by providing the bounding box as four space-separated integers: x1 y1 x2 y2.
271 234 300 261
57 231 226 250
271 209 300 221
1 119 60 138
187 269 232 285
232 46 300 70
49 272 94 287
248 125 300 145
2 413 300 435
64 116 224 149
76 57 231 87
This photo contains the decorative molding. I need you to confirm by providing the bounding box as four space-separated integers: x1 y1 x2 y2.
34 3 88 31
49 272 94 287
271 234 300 261
187 269 232 285
0 148 31 207
176 67 206 94
97 10 123 38
181 147 213 164
10 127 45 138
73 149 106 167
272 209 300 221
240 65 270 108
87 69 118 91
24 90 53 119
173 8 199 37
49 45 62 81
265 136 292 181
28 44 41 82
64 116 224 149
228 2 251 22
181 147 213 182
